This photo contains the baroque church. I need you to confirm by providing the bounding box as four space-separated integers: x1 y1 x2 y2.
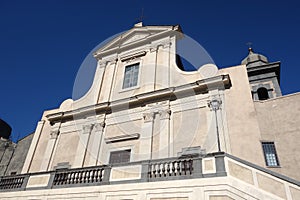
0 23 299 199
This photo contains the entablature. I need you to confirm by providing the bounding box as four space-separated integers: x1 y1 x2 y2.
46 74 231 125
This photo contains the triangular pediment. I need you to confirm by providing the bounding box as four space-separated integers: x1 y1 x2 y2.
94 25 180 58
121 32 150 45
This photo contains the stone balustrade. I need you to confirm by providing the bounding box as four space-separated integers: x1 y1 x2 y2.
0 152 226 192
52 166 108 187
148 158 194 179
0 174 28 190
0 152 299 200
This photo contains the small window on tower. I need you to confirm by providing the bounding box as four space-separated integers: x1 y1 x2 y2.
122 63 140 89
257 87 269 100
262 142 280 167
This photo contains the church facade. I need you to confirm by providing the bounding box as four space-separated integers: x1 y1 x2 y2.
0 23 299 199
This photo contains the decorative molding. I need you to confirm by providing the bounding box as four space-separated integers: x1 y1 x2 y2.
104 133 140 144
93 26 180 59
177 146 206 158
53 162 71 170
46 75 231 125
149 41 171 52
122 33 149 45
120 51 146 62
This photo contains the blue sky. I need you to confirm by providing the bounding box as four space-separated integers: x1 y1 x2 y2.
1 0 300 142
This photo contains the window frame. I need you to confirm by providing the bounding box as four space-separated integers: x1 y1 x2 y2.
261 141 280 167
109 149 131 164
121 62 141 90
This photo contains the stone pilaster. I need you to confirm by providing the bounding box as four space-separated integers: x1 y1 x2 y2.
158 109 171 158
139 112 155 160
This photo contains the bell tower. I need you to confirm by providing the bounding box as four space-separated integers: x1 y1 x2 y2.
242 48 282 100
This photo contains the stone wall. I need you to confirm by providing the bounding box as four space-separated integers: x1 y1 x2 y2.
254 92 300 180
0 133 33 176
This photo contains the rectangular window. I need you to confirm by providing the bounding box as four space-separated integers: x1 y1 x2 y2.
109 149 131 164
122 63 139 89
262 142 279 167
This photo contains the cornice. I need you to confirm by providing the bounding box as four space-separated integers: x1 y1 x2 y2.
104 133 140 143
46 74 231 125
93 28 180 60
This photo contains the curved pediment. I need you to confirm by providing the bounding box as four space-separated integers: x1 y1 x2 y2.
93 24 181 59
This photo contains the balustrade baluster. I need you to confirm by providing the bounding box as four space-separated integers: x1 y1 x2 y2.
65 173 70 184
95 169 99 182
162 163 166 177
64 173 68 185
74 172 79 184
13 178 16 188
69 172 73 184
177 161 181 175
79 171 84 183
87 170 90 183
148 164 152 178
56 174 61 185
189 159 193 174
90 170 94 183
153 164 157 178
8 178 12 189
99 168 103 181
55 174 60 185
8 178 11 189
82 171 86 183
95 169 98 182
86 170 90 183
53 174 58 185
60 173 64 185
62 173 66 185
183 160 187 175
12 178 16 188
157 163 161 177
58 173 62 185
172 161 176 176
17 178 22 188
167 162 170 176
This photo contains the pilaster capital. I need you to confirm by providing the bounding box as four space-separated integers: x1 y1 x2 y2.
159 109 171 120
98 60 107 68
208 98 222 111
149 45 158 52
162 41 172 49
143 112 155 123
82 124 93 134
94 122 105 132
50 128 59 139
